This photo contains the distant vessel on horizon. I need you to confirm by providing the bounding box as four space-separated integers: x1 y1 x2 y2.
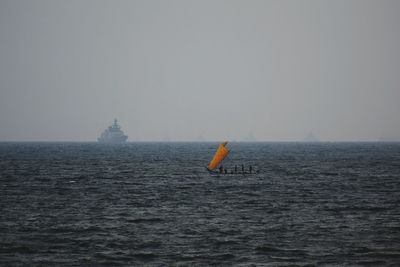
303 132 320 142
98 119 128 143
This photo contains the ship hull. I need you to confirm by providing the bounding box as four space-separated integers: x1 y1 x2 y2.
97 136 128 143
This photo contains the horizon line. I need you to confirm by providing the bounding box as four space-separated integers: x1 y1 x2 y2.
0 140 399 143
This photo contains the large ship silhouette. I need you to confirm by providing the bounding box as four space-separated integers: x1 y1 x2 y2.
98 119 128 143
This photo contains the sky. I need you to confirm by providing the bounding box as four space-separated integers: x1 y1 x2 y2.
0 0 399 141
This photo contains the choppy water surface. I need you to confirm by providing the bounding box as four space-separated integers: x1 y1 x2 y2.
1 142 400 266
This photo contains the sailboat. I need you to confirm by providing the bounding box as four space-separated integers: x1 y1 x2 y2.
207 141 230 173
206 141 259 175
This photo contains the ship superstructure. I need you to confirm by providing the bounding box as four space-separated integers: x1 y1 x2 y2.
98 119 128 143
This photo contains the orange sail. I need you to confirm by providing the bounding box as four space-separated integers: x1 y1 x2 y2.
207 142 230 170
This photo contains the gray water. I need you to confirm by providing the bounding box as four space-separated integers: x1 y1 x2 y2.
1 142 400 266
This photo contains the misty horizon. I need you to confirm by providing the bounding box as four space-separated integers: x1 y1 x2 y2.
1 0 400 142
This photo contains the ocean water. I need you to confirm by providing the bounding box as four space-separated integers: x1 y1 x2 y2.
1 142 400 266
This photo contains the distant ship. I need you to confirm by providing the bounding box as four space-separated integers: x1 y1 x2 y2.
98 119 128 143
303 132 319 142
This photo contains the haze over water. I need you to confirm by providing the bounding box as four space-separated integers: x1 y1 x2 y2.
1 1 400 266
1 0 400 142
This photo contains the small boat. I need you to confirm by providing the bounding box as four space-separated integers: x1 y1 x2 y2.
206 141 259 175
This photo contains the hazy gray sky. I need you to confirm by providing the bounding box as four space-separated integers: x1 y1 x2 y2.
1 0 399 141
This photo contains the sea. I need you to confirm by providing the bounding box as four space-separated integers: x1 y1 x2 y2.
1 142 400 266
